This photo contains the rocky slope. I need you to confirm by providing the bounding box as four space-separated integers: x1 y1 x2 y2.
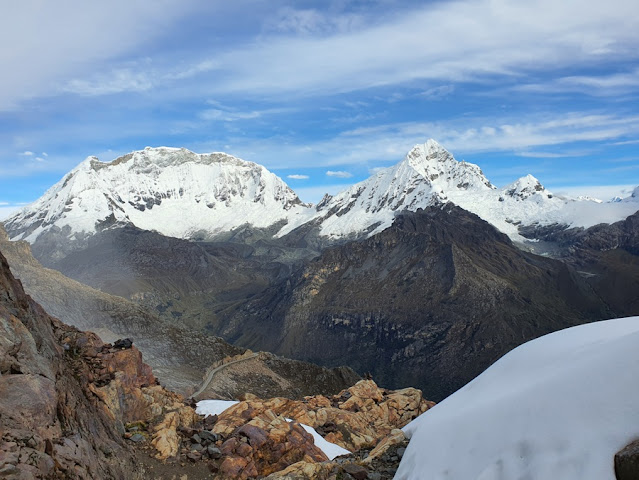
0 224 359 399
220 204 613 401
0 237 422 479
0 244 148 478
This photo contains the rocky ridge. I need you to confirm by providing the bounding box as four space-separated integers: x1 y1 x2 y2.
0 245 195 478
0 245 424 479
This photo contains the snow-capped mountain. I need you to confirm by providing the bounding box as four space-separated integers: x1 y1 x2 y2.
278 140 639 242
6 147 310 243
6 141 639 250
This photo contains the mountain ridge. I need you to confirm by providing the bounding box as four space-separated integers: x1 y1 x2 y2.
6 140 639 257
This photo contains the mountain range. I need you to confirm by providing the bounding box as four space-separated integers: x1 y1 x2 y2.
4 140 639 400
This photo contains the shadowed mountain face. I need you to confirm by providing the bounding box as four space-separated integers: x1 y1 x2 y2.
6 204 638 402
216 205 613 401
520 210 639 316
0 224 359 399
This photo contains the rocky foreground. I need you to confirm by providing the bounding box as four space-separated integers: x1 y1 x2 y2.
0 243 432 479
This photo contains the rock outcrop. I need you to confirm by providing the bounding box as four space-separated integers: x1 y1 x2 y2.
212 380 433 452
0 247 141 478
615 439 639 480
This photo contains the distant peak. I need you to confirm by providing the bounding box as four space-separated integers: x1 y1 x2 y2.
405 140 454 167
503 175 547 200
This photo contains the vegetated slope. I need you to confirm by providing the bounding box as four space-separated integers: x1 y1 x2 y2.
396 316 639 480
0 223 359 399
219 204 612 401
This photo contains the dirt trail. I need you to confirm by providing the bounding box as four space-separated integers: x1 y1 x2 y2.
191 353 260 400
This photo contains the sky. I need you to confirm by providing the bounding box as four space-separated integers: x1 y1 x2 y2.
1 0 639 218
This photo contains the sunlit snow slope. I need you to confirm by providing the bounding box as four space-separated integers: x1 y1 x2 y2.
6 147 310 242
396 316 639 480
6 141 639 246
279 139 639 242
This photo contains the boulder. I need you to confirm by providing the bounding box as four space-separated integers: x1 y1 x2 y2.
615 439 639 480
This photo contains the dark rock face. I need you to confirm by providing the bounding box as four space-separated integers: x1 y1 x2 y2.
615 439 639 480
221 205 613 401
0 248 141 479
521 211 639 316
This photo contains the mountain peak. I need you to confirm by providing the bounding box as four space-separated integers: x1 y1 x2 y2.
5 147 308 246
502 175 547 200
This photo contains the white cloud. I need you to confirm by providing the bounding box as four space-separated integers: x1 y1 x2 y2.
196 0 639 97
326 170 353 178
0 0 197 109
420 85 455 100
287 174 309 180
0 205 23 220
42 152 48 157
64 67 154 96
20 151 33 156
552 184 637 201
515 67 639 96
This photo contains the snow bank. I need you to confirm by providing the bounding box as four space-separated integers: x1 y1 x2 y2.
196 400 349 460
396 316 639 480
196 399 239 417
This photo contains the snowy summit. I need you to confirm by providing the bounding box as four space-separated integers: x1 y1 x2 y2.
5 140 639 247
5 147 308 243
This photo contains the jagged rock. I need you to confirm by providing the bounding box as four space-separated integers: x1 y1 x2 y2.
151 411 182 460
615 439 639 480
213 380 433 452
343 462 368 479
113 338 133 349
265 460 336 479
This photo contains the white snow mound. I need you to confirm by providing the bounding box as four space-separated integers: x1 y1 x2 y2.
396 316 639 480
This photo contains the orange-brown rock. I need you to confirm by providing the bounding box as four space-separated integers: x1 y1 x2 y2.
217 413 327 479
213 380 433 452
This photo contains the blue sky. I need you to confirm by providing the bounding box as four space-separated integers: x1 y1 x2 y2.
1 0 639 217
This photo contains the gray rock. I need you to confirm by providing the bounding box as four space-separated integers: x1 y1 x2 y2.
129 433 145 443
200 430 218 443
191 433 202 444
207 446 222 459
396 447 406 458
191 443 204 452
615 439 639 480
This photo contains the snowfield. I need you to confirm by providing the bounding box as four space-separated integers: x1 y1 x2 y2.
396 316 639 480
